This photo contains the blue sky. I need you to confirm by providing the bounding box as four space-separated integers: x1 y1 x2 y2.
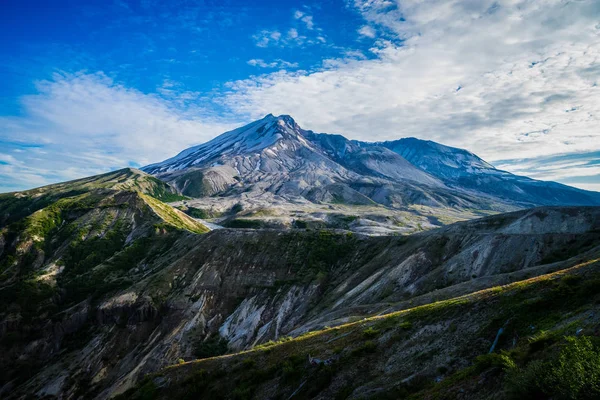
1 0 372 110
1 0 599 192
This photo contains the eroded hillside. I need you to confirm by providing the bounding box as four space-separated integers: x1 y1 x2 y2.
123 255 600 400
1 203 598 399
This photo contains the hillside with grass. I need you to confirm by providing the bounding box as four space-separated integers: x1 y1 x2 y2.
0 169 209 395
122 255 600 400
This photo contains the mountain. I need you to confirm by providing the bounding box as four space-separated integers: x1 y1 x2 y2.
0 168 211 396
2 205 599 399
381 137 600 206
142 114 450 205
142 115 600 234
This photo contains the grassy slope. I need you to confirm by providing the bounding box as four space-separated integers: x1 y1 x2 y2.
122 252 600 400
0 168 187 227
141 193 209 234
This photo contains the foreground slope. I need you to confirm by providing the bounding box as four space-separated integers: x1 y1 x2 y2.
124 254 600 400
2 205 598 398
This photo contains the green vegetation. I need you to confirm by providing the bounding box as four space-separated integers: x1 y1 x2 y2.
0 172 207 331
230 203 244 214
254 336 294 350
506 336 600 399
540 234 600 264
194 336 229 359
0 278 56 321
293 219 308 229
362 327 380 338
330 214 360 229
141 193 209 234
58 228 180 306
296 230 357 284
146 176 188 202
179 206 221 219
60 219 127 278
173 170 210 197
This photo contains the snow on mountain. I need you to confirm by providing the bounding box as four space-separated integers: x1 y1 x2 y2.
381 138 496 179
381 138 600 206
142 114 600 209
144 114 295 174
142 114 475 209
304 132 444 187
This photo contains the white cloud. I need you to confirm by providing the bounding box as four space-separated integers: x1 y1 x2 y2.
301 15 314 30
247 59 299 69
358 25 376 38
0 72 237 191
294 10 315 30
575 183 600 192
494 150 600 192
252 10 325 48
253 30 283 47
226 0 600 171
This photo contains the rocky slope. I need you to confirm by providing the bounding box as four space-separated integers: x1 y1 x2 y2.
2 202 598 399
123 253 600 400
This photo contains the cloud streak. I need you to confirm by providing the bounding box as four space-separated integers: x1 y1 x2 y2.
252 10 326 48
247 59 299 69
0 72 237 192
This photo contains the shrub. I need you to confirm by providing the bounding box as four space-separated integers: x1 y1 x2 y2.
528 330 557 353
194 336 228 359
506 336 600 400
293 220 308 229
399 321 413 331
183 207 211 219
230 203 243 214
254 336 293 350
474 353 516 372
224 219 263 229
363 327 380 338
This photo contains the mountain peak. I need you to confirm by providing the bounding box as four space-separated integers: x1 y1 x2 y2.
143 114 309 174
261 113 297 126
